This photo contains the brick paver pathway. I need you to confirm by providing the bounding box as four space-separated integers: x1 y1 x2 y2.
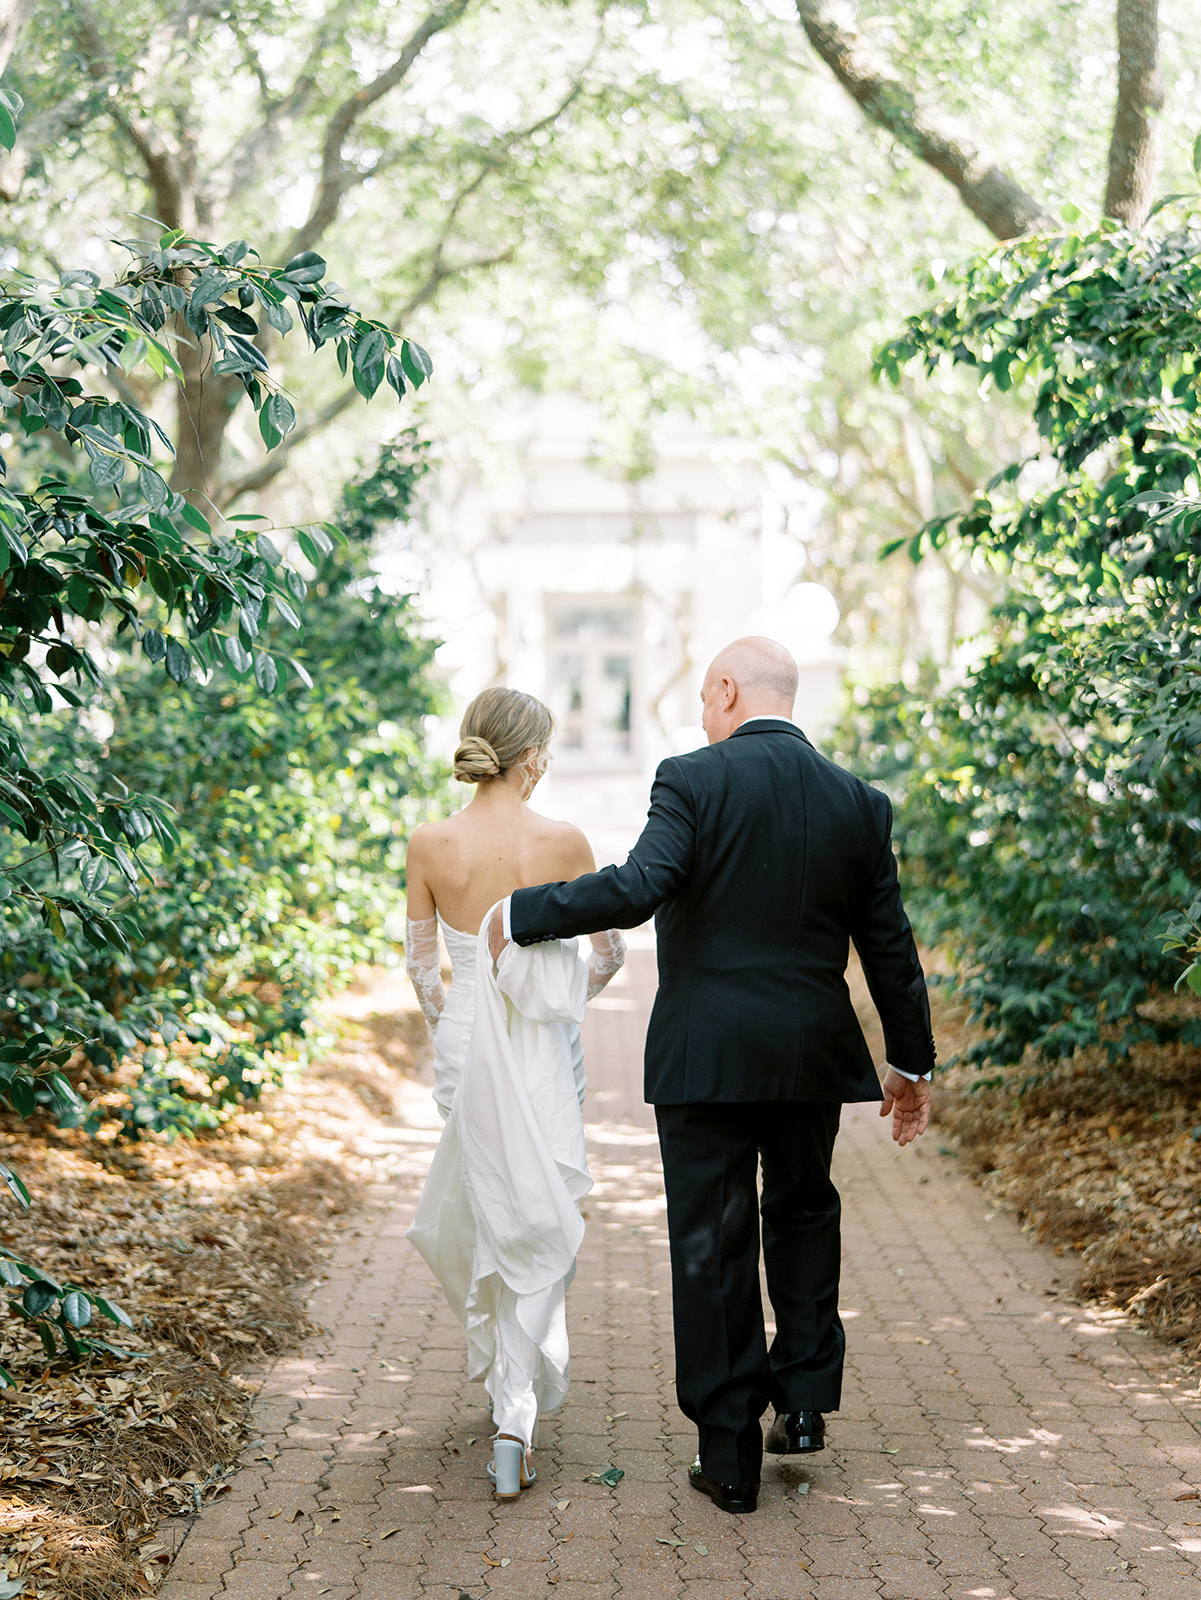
163 937 1201 1600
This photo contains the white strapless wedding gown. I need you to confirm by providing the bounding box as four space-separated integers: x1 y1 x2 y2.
406 918 593 1445
428 915 586 1119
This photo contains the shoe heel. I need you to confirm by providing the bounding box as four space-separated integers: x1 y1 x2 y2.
491 1438 523 1501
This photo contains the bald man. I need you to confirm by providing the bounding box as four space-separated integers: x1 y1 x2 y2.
492 637 934 1512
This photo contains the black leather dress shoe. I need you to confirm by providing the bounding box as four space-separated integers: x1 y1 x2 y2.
688 1459 759 1514
764 1409 825 1455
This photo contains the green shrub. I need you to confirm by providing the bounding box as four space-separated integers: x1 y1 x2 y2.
842 213 1201 1072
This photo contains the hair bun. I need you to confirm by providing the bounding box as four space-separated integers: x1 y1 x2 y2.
453 734 503 783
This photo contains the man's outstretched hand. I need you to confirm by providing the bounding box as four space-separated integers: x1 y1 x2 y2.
488 903 508 963
879 1067 931 1147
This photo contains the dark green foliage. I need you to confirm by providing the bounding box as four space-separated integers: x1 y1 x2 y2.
0 1239 135 1384
0 217 433 1131
845 214 1201 1071
4 437 445 1136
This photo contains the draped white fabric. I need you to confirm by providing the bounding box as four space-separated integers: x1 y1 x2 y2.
407 918 593 1435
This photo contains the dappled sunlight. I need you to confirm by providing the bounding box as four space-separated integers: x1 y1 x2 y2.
964 1426 1061 1455
1039 1503 1127 1536
584 1123 661 1146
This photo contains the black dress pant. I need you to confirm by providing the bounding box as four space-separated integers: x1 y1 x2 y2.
654 1100 844 1487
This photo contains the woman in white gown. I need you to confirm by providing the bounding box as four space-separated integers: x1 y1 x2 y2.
403 688 625 1500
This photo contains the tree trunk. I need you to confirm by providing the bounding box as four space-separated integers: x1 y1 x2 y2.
0 0 30 76
793 0 1053 239
170 360 243 507
1104 0 1163 226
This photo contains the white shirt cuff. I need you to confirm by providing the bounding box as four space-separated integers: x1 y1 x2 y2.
501 895 512 942
887 1062 932 1082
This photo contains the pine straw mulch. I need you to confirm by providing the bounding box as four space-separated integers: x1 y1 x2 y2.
0 972 430 1600
929 984 1201 1364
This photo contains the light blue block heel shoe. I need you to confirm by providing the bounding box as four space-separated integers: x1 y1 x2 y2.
488 1437 525 1501
486 1436 537 1500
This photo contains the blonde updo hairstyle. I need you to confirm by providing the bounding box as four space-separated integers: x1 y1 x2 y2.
453 687 555 785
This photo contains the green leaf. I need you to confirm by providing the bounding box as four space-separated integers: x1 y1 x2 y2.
179 501 211 535
62 1290 92 1329
41 898 67 941
258 392 296 451
1193 132 1201 181
0 103 16 155
139 467 170 510
583 1466 624 1486
36 1321 58 1358
165 638 192 684
95 1294 133 1329
0 1257 22 1285
89 452 126 488
0 1162 31 1211
400 340 434 387
9 1077 36 1118
81 855 110 894
353 329 387 373
254 651 279 694
23 1279 58 1318
223 634 252 674
282 251 326 284
47 1073 80 1111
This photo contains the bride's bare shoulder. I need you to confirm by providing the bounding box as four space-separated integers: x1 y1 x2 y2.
406 815 462 857
529 814 595 873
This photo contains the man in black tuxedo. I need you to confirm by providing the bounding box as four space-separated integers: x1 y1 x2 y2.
489 637 934 1513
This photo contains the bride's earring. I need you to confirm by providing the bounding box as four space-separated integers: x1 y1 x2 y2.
521 754 545 801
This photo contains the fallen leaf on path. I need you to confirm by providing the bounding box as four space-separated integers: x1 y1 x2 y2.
605 1411 628 1421
797 1483 810 1495
556 1499 570 1509
379 1528 406 1540
914 1337 931 1345
1175 1492 1199 1501
881 1448 898 1455
267 1508 282 1519
583 1466 624 1486
694 1544 708 1555
657 1537 686 1547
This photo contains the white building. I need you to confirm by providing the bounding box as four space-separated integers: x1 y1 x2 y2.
403 397 845 860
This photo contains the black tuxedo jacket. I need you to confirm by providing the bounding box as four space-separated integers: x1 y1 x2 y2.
509 719 935 1105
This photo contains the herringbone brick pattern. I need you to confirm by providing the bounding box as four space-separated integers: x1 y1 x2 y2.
162 936 1201 1599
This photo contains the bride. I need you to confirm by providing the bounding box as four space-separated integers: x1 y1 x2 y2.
403 687 626 1501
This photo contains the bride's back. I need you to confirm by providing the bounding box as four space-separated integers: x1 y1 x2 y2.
412 803 591 937
405 686 594 937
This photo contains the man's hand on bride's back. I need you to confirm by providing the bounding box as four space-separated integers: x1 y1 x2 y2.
488 904 509 963
879 1067 931 1147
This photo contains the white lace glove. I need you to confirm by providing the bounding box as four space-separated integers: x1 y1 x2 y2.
586 928 627 1000
405 915 445 1030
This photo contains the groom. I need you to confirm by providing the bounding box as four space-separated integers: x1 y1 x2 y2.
489 637 934 1513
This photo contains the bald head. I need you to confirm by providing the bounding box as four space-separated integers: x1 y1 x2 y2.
701 636 798 744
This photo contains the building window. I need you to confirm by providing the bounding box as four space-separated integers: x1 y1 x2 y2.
546 599 638 767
